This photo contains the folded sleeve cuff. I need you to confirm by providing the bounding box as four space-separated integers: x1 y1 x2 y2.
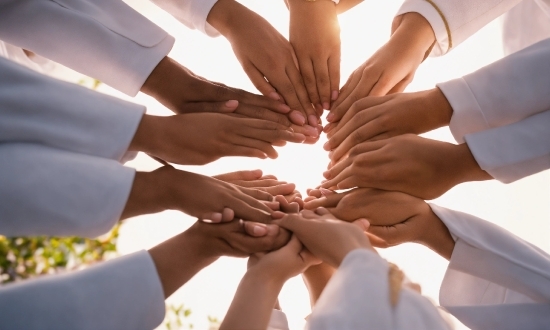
438 78 489 143
0 250 165 330
396 0 450 56
267 309 290 330
464 110 550 183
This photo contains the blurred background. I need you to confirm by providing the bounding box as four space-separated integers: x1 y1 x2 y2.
29 0 550 329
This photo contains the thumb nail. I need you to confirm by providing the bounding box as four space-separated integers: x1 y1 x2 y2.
225 100 239 109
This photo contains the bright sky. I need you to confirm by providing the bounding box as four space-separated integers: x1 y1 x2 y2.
74 1 550 329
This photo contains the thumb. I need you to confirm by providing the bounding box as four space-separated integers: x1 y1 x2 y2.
352 218 370 231
181 100 239 114
213 169 263 181
273 214 306 234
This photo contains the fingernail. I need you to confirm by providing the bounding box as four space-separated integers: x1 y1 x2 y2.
328 150 334 158
211 213 223 222
320 188 334 196
327 113 335 122
316 103 323 112
225 100 239 109
272 211 285 219
308 115 319 127
305 125 319 137
323 102 330 110
331 90 339 101
278 103 291 113
202 219 214 223
323 170 330 179
268 92 281 100
253 224 268 236
323 141 331 151
252 169 262 177
289 111 306 125
324 123 334 133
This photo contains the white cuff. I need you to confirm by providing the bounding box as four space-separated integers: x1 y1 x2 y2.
396 0 450 56
268 309 290 330
438 78 488 143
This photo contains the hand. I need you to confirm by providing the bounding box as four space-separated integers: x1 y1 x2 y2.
322 134 492 200
122 166 278 223
323 88 453 153
327 13 435 123
249 235 320 282
130 113 306 165
208 0 317 126
274 208 372 267
289 0 341 114
213 170 297 198
149 218 290 298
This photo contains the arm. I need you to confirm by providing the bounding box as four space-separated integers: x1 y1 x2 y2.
396 0 522 56
430 204 550 329
302 263 336 307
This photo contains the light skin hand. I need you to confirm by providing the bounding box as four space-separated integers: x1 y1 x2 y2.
304 188 455 259
208 0 316 126
149 218 290 298
288 0 341 117
213 170 298 198
129 113 306 165
221 235 318 330
121 166 278 224
274 208 373 268
322 134 493 200
324 88 453 149
327 12 435 124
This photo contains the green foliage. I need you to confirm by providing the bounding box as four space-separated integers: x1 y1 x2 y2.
0 225 120 284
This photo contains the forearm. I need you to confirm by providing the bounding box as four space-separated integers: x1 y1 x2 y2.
391 12 436 60
302 263 335 307
418 209 456 260
221 269 285 330
148 229 219 298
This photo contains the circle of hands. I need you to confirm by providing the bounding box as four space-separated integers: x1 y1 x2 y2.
140 4 469 283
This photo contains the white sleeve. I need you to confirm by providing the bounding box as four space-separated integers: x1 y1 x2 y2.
430 204 550 330
464 109 550 183
0 0 174 96
307 249 449 330
150 0 221 37
267 309 290 330
0 58 144 162
0 144 134 238
437 38 550 142
0 250 166 330
396 0 521 56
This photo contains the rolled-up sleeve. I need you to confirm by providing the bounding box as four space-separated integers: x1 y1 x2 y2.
150 0 221 37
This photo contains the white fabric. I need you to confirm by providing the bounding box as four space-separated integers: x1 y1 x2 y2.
0 41 54 73
0 250 166 330
0 0 174 96
431 204 550 330
395 0 550 56
437 38 550 143
464 110 550 182
267 309 290 330
150 0 221 37
0 58 146 237
306 249 450 330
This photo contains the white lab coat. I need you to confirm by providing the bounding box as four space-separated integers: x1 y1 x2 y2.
436 38 550 182
432 205 550 330
0 57 144 237
268 206 550 330
396 0 550 56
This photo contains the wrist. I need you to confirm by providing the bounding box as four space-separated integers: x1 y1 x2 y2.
452 143 493 184
424 87 453 128
121 171 167 219
391 12 435 59
128 114 163 154
207 0 247 38
246 266 287 289
418 208 455 260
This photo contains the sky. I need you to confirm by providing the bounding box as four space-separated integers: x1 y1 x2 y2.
65 0 550 329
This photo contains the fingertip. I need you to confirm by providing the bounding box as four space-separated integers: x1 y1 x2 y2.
308 115 319 127
331 90 339 101
268 92 281 101
289 111 306 126
272 211 286 219
326 112 336 122
225 100 239 110
320 188 334 196
322 102 330 111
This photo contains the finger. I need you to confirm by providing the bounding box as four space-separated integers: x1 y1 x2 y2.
260 174 278 180
222 207 235 222
307 189 323 198
227 145 268 160
233 136 279 159
213 169 263 182
242 62 280 101
201 212 223 223
230 198 273 224
328 55 341 108
328 73 378 123
299 59 322 111
387 76 412 95
274 195 300 214
314 207 332 216
368 74 396 97
323 156 353 180
330 121 386 161
243 126 306 144
320 165 354 189
299 209 318 219
303 192 343 210
313 59 331 111
290 124 319 139
261 183 297 197
367 224 410 247
242 221 270 237
352 218 371 231
264 201 281 211
285 66 318 124
233 179 288 188
180 100 239 114
234 103 292 127
238 186 274 201
329 69 360 117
